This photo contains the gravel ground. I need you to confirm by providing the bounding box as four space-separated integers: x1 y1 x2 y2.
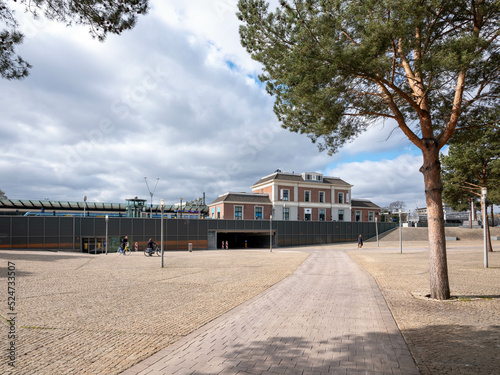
0 250 308 375
348 238 500 375
1 228 498 375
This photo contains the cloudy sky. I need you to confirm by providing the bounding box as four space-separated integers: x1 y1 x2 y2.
1 0 429 209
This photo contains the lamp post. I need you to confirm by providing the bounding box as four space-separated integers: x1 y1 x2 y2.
399 209 402 254
270 213 273 252
144 177 159 218
179 198 183 219
105 215 109 255
161 199 165 268
482 187 488 268
83 195 87 217
375 216 379 247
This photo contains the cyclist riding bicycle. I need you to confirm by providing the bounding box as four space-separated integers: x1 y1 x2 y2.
144 238 162 256
147 238 156 250
145 238 158 256
119 235 129 253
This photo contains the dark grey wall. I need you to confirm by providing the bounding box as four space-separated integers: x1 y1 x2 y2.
0 216 395 251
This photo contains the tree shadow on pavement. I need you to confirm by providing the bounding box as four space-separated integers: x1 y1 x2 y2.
0 251 88 263
452 294 500 299
192 332 419 375
188 324 500 375
0 252 89 278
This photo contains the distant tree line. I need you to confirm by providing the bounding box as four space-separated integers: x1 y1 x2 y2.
441 123 500 251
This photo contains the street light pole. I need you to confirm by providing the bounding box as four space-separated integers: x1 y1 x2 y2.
270 214 273 252
179 198 183 219
375 216 379 247
482 187 488 268
144 177 159 218
83 195 87 217
161 199 165 268
105 215 109 255
399 209 402 254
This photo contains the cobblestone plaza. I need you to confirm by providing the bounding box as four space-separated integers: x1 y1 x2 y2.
1 237 499 374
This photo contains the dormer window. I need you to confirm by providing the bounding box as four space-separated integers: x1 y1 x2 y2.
302 172 324 181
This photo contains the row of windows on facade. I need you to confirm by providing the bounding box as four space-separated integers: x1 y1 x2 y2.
211 207 376 222
280 189 348 204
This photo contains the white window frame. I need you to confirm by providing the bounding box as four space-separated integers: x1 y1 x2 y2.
305 190 311 202
255 206 263 220
281 189 289 201
368 211 374 222
338 209 344 221
319 191 325 203
355 210 362 222
283 207 290 221
304 208 312 221
235 206 243 220
319 209 326 221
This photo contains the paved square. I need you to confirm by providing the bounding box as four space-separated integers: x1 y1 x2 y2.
3 239 497 374
0 250 307 375
122 247 419 375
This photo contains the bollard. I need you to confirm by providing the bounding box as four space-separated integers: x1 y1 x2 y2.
188 243 192 252
226 241 229 249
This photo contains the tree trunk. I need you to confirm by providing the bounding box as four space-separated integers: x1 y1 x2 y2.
481 199 493 252
420 143 451 300
493 205 497 251
491 204 494 227
468 197 472 228
487 220 493 252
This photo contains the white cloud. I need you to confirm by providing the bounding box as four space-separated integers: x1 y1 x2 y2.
326 154 426 209
0 1 428 210
340 119 417 156
151 0 261 74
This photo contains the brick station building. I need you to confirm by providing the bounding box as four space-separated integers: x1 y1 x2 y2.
208 192 272 220
351 199 381 222
208 171 380 222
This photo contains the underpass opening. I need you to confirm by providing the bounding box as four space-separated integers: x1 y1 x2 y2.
216 230 275 249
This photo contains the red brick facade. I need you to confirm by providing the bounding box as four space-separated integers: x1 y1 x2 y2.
208 193 272 220
208 172 380 223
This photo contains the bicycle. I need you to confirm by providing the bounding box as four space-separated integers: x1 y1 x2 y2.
118 244 131 255
144 243 161 257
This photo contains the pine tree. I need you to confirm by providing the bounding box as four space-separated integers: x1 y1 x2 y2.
1 0 149 79
238 0 500 299
442 125 500 250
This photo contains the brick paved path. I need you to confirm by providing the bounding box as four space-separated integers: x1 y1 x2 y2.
122 247 419 375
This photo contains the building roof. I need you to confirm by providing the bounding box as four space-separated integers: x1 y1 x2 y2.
251 171 351 187
351 199 380 209
0 199 208 214
209 192 271 205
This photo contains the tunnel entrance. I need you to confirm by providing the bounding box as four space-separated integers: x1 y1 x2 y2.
214 230 275 249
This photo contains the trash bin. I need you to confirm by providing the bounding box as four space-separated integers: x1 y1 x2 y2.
188 243 192 252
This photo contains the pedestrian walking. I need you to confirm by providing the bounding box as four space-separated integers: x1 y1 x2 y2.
357 234 363 248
